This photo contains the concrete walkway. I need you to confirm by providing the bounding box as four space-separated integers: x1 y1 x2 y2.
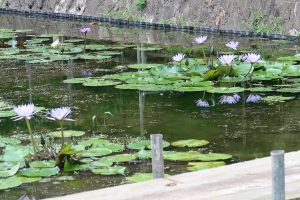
45 150 300 200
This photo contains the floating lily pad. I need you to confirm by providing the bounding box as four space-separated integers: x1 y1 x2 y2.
246 87 274 92
135 149 152 159
82 79 122 87
0 162 20 177
0 137 21 147
64 158 90 172
99 154 136 163
261 95 295 103
38 34 64 37
79 139 111 147
90 160 113 168
91 166 127 175
115 84 174 91
128 64 162 69
171 139 209 147
18 166 60 177
17 176 42 183
29 160 56 168
276 88 300 93
164 151 232 161
51 130 85 138
127 140 170 150
187 161 226 171
0 110 17 118
134 47 162 51
205 87 245 94
63 78 89 84
218 76 250 83
0 176 23 190
126 173 170 182
76 148 112 157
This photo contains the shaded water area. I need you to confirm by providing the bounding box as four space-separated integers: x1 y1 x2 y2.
1 13 300 199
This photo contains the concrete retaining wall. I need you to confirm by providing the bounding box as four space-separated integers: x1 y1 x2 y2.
0 0 300 33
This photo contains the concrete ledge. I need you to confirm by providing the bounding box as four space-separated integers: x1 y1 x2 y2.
44 150 300 200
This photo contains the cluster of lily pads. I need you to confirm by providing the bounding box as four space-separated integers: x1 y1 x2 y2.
0 102 232 190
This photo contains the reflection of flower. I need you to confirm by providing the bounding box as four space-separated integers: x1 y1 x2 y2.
218 54 235 65
196 99 209 107
219 93 240 104
11 103 38 121
246 94 261 103
47 107 74 121
194 36 208 44
80 27 91 33
82 70 92 76
246 53 261 64
226 41 239 50
172 53 185 62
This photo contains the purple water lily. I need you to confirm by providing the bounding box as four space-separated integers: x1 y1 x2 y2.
219 93 240 104
80 27 91 33
246 94 261 103
196 99 209 107
47 107 74 121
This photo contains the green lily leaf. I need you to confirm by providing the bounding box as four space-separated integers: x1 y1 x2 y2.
91 166 127 175
126 173 170 182
0 162 20 177
98 154 136 163
128 64 162 69
127 140 170 150
187 161 226 171
64 158 89 172
76 148 112 157
171 139 209 147
29 160 56 168
135 149 152 159
51 130 85 138
18 167 60 177
0 176 23 190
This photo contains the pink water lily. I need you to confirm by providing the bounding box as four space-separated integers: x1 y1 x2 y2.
47 107 75 121
246 53 261 64
11 103 39 121
80 27 91 33
226 41 239 50
218 54 235 65
172 53 185 62
194 36 208 44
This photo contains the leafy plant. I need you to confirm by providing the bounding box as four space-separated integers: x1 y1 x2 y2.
242 5 285 34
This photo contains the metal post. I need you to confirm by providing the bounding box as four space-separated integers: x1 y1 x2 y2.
151 134 164 179
271 150 285 200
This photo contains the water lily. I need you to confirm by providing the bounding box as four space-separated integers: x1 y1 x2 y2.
172 53 185 62
218 54 235 65
246 53 261 64
80 27 91 52
246 94 261 103
80 27 91 33
47 107 75 150
82 70 93 76
194 36 208 44
196 99 209 107
219 94 240 104
226 41 239 50
11 103 40 159
51 40 59 48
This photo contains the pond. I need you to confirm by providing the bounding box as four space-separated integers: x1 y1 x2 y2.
0 13 300 199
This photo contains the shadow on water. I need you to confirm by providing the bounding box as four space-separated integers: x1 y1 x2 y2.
0 13 300 199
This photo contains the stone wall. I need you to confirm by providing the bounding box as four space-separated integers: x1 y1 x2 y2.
1 0 300 33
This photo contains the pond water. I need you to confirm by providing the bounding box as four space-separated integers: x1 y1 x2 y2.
0 13 300 199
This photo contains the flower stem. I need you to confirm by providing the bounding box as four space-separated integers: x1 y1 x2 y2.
201 46 206 63
25 118 39 160
244 64 253 77
83 33 87 53
60 120 64 150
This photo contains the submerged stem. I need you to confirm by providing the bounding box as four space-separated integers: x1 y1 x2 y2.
83 33 87 53
201 46 206 63
25 119 39 160
244 64 253 77
60 120 64 150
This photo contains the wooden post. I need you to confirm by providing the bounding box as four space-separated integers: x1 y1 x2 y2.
151 134 164 179
271 150 285 200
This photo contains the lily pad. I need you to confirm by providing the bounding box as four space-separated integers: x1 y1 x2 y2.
99 154 136 163
135 149 152 159
76 148 112 157
0 176 23 190
187 161 226 171
17 176 42 183
127 140 170 150
18 166 60 177
0 162 20 177
50 130 85 138
164 151 232 161
205 87 245 94
128 64 162 69
91 166 127 175
0 110 17 118
261 95 295 103
126 173 170 183
0 137 21 147
171 139 209 147
29 160 56 168
82 79 122 87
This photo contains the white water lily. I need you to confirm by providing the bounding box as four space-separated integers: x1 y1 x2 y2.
51 40 59 48
172 53 185 62
246 53 261 64
194 36 208 44
226 41 239 50
11 103 38 121
47 107 74 121
218 54 235 65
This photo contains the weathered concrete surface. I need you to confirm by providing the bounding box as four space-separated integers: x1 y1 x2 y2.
1 0 300 32
44 150 300 200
